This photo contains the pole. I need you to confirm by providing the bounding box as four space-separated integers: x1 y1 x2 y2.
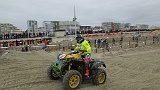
32 25 34 38
28 29 29 38
27 21 29 38
69 21 71 33
75 20 76 35
73 5 77 35
0 24 1 35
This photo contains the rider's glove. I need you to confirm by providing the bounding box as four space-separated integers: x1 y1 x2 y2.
79 50 87 53
83 50 87 53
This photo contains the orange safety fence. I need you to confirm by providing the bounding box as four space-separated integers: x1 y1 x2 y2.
86 33 120 37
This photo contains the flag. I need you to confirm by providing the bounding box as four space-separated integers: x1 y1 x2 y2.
44 38 47 45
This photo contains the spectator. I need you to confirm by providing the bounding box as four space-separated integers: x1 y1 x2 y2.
9 41 13 47
16 40 18 46
5 41 8 47
112 38 115 46
0 34 3 40
94 39 97 48
157 36 159 44
153 36 157 44
132 36 135 41
97 39 101 48
101 38 105 48
119 37 123 48
135 35 139 43
2 41 5 47
105 39 109 52
32 39 34 44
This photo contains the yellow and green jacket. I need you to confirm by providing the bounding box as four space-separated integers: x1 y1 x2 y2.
74 40 91 55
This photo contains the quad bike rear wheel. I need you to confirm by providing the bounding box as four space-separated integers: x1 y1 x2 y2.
63 70 82 90
47 65 60 80
92 68 106 85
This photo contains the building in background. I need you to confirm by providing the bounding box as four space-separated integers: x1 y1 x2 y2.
27 20 38 37
68 21 80 34
130 26 137 30
120 23 131 31
150 26 160 30
102 22 131 32
37 27 46 37
43 21 80 36
2 20 158 38
58 21 80 34
113 23 120 32
93 26 103 33
54 29 66 37
43 21 59 36
136 24 149 29
79 26 92 34
38 27 45 33
0 23 23 35
102 22 113 32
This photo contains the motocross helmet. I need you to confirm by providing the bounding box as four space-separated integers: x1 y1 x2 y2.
76 34 84 43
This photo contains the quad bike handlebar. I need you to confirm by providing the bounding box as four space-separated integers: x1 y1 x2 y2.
70 50 87 54
79 50 87 53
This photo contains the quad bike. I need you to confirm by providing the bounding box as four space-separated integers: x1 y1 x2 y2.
47 50 107 90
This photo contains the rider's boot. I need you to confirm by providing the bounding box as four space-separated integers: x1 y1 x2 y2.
83 55 90 77
84 66 89 77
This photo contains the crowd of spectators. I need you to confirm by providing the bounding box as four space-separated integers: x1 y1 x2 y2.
93 38 112 52
1 39 45 47
66 30 105 35
0 32 47 40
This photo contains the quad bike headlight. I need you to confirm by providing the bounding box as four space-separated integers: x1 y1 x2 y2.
58 54 66 60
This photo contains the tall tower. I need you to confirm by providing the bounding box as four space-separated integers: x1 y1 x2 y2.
73 5 77 35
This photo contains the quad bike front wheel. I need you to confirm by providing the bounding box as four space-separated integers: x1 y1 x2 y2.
92 68 106 85
63 70 82 90
47 65 60 80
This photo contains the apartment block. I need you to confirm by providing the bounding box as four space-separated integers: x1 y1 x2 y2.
0 23 22 35
102 22 113 32
27 20 38 37
80 26 92 31
113 23 121 31
102 22 131 32
120 23 131 31
43 21 80 35
136 24 149 29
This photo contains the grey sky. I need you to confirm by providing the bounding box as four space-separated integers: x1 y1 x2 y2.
0 0 160 30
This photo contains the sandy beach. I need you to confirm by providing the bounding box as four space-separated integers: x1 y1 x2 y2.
0 44 160 90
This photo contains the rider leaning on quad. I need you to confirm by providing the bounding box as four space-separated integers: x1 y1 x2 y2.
74 34 92 77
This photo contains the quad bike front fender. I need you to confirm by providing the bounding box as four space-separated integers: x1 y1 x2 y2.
90 61 106 70
51 64 62 77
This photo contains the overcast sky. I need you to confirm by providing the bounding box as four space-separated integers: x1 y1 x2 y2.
0 0 160 30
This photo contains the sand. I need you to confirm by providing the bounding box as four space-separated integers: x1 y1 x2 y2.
0 45 160 90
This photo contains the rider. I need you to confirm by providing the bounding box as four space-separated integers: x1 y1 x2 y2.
74 34 92 77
